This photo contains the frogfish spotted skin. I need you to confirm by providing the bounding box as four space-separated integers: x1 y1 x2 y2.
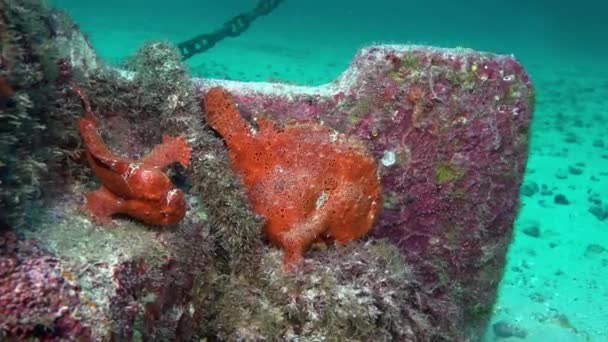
72 83 192 226
203 87 382 271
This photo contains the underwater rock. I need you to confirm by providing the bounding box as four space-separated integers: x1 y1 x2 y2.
520 181 539 197
0 230 92 339
568 164 584 175
521 220 541 238
589 203 608 221
0 6 230 337
198 44 533 339
584 243 606 257
492 320 528 339
0 0 97 227
554 193 570 205
592 139 604 148
207 240 463 341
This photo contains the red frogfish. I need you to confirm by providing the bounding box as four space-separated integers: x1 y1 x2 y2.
203 87 382 270
72 83 191 226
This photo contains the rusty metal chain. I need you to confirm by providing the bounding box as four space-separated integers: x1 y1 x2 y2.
177 0 285 60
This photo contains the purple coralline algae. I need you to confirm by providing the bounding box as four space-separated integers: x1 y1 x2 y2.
0 230 92 339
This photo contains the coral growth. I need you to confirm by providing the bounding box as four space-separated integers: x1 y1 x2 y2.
0 0 88 227
205 240 463 341
130 43 263 269
203 87 382 270
72 82 192 225
0 230 92 339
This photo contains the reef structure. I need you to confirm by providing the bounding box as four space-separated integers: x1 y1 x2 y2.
0 1 533 340
0 230 92 339
197 45 533 338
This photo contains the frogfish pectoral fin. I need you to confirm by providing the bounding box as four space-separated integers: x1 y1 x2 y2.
82 186 125 225
140 135 192 169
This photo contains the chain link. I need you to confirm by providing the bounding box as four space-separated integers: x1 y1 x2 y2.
177 0 285 60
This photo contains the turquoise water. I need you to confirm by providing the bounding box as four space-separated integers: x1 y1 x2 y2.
53 0 608 83
52 0 608 340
